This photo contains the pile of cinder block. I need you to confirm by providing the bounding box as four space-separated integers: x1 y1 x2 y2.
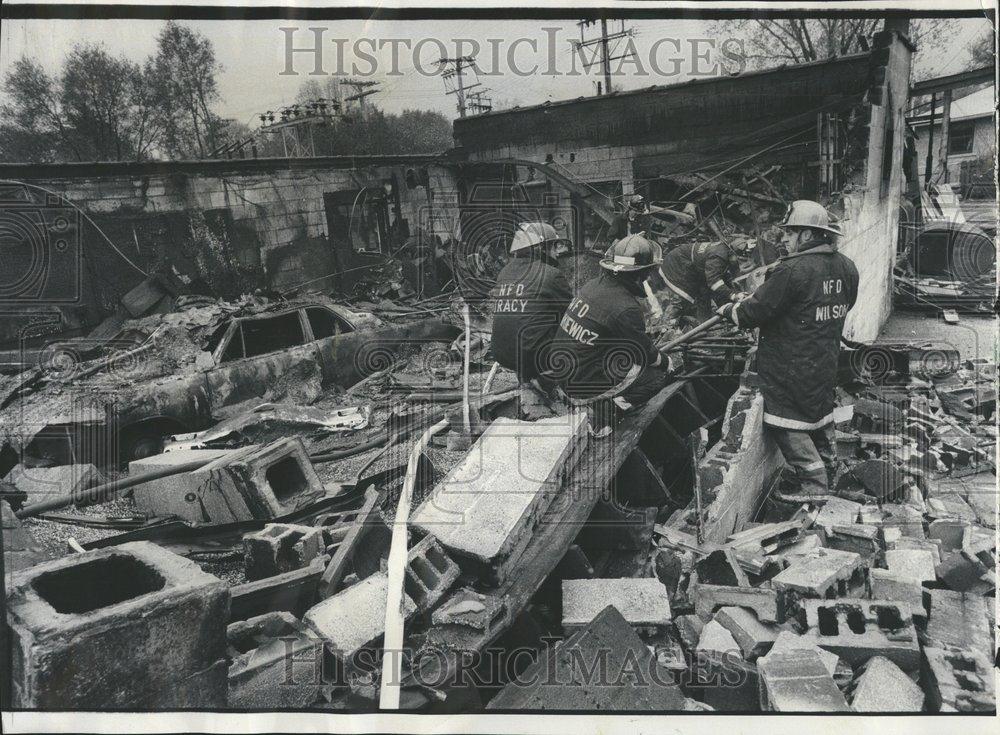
128 438 326 524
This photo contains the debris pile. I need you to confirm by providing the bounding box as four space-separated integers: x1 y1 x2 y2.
1 292 994 714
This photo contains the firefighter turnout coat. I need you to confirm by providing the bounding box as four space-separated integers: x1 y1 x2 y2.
489 251 572 379
661 240 737 305
731 243 859 430
551 271 660 399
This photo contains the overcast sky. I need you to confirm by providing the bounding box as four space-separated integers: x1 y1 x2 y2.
1 16 992 127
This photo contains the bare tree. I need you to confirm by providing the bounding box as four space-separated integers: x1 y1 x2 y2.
711 17 949 71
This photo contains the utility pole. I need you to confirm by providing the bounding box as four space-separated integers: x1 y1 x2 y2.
440 55 489 118
574 17 636 95
340 79 380 118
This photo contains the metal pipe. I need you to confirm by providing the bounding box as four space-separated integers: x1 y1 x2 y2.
659 315 723 354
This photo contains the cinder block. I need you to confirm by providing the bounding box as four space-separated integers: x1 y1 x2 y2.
825 524 880 556
412 413 588 586
757 647 849 712
923 646 995 712
243 523 325 582
691 580 783 623
850 656 923 712
561 577 671 632
771 547 865 599
884 549 936 583
226 611 325 708
6 541 229 708
129 439 326 524
4 463 102 501
303 572 415 660
868 568 925 619
713 606 780 660
798 598 920 670
405 534 460 612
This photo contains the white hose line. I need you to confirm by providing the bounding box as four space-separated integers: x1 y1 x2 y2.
378 417 449 709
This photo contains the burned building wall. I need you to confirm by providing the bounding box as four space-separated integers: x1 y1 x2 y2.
454 38 913 342
839 25 913 343
0 157 459 344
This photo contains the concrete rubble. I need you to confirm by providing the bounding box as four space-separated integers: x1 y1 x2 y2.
1 315 995 715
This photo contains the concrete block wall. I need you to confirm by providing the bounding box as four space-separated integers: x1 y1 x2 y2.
696 383 784 544
839 27 913 342
8 160 460 299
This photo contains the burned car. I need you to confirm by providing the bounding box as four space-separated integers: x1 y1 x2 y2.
0 298 458 470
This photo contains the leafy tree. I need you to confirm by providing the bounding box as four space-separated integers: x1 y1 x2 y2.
0 46 162 162
969 30 995 68
148 21 225 158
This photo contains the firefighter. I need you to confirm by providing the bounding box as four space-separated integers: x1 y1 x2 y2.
552 232 669 409
716 200 859 499
489 221 573 383
609 194 651 240
660 237 753 330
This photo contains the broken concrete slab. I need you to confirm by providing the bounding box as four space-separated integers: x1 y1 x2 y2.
694 548 750 587
2 499 51 578
696 619 741 658
849 656 924 712
923 646 995 712
4 463 102 502
928 519 970 551
243 523 325 582
431 588 509 634
6 541 228 708
226 611 325 708
412 413 587 586
486 605 687 710
813 497 861 531
770 547 865 599
798 598 920 670
673 614 705 653
304 572 415 661
935 551 993 594
129 438 326 524
881 503 925 538
404 534 460 612
884 549 937 583
925 588 992 654
839 460 905 501
562 577 671 631
713 606 779 660
766 631 838 676
757 647 849 712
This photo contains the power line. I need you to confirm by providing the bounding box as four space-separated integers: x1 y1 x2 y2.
439 55 491 117
573 17 637 95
